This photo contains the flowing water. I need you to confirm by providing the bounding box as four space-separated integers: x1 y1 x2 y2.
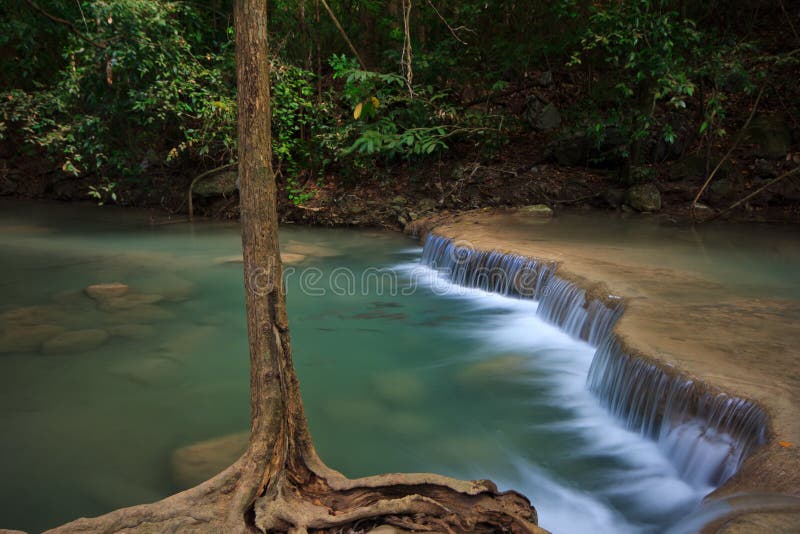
0 201 796 533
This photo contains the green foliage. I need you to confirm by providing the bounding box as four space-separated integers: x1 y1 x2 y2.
1 0 236 189
325 55 500 166
568 0 702 161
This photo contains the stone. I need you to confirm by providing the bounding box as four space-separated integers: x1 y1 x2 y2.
171 431 249 489
192 170 238 197
85 283 130 301
693 202 714 215
625 183 661 212
518 204 553 217
108 324 156 339
538 70 553 87
1 305 68 326
745 115 791 160
0 324 67 354
417 197 437 212
536 103 562 131
42 329 109 354
525 96 561 131
457 354 527 384
391 195 408 206
372 371 426 406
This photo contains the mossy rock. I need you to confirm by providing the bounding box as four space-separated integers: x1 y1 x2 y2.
193 170 238 197
625 183 661 212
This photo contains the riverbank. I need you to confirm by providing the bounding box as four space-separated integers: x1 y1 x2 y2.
407 208 800 531
4 130 800 228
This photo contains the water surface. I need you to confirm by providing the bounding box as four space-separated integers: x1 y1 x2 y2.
1 202 796 533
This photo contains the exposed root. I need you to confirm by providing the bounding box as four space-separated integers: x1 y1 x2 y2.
43 448 544 534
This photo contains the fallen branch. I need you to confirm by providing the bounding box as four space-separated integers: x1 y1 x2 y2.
700 165 800 223
691 85 765 220
188 162 238 220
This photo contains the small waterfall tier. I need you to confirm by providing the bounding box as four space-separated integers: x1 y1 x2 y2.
419 232 769 490
587 338 767 488
420 233 622 345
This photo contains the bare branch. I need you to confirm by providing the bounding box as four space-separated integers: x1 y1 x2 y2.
701 165 800 222
691 85 765 219
424 0 473 45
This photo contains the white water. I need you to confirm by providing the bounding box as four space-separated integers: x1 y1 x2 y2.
395 259 704 533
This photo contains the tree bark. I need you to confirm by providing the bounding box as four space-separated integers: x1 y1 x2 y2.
39 2 544 533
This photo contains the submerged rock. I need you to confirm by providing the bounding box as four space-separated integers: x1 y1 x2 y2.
42 329 109 354
1 305 68 326
171 431 249 489
371 371 427 406
518 204 553 218
457 354 528 385
625 183 661 212
85 283 130 301
0 324 67 354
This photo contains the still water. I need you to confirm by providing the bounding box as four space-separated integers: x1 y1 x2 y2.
0 201 777 533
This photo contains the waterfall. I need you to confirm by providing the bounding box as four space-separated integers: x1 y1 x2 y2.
419 232 768 490
421 234 621 345
587 338 768 488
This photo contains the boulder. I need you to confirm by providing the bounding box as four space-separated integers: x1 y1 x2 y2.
42 329 109 354
0 324 67 354
518 204 553 217
85 283 130 301
171 432 249 489
625 183 661 212
192 170 238 197
525 96 561 131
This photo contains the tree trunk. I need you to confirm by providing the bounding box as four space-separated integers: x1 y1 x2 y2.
40 2 544 533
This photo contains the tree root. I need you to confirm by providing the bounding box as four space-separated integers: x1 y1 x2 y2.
43 449 544 534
